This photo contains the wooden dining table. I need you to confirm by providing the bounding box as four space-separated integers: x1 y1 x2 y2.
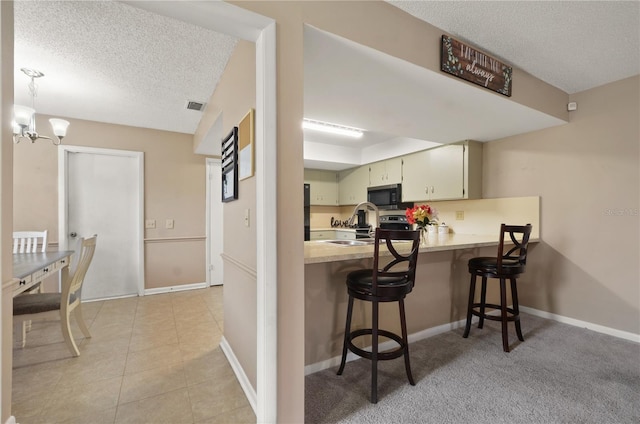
9 250 74 297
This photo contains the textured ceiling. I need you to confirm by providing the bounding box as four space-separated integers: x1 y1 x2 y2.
12 0 640 152
389 0 640 94
14 0 237 135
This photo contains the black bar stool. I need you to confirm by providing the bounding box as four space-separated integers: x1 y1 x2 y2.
337 228 421 403
463 223 533 352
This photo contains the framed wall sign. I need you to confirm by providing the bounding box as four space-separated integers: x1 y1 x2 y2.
221 127 238 202
238 108 255 181
441 35 513 97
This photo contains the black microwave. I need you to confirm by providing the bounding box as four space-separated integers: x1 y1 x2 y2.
367 183 411 210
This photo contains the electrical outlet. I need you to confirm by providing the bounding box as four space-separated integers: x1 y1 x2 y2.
455 211 464 220
244 209 250 227
145 219 156 229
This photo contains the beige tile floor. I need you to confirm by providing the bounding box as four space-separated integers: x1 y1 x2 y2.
12 286 255 424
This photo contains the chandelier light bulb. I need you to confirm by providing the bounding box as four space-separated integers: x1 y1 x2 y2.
49 118 70 138
13 105 35 127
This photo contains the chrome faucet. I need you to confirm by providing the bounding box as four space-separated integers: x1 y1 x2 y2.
348 201 379 237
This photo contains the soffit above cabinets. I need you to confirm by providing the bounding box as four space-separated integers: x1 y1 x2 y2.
303 27 566 171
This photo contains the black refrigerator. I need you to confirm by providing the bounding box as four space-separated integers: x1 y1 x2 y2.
304 184 310 241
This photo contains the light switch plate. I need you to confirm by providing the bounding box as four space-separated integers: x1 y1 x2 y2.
166 219 174 229
145 219 156 229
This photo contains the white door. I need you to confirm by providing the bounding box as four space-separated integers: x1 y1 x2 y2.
59 146 144 300
206 158 223 286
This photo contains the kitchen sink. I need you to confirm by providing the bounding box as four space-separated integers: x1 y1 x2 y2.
321 239 376 246
321 238 413 246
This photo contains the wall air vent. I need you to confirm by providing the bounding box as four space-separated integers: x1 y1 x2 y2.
186 101 206 111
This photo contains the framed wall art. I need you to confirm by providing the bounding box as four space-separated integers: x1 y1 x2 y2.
221 127 238 202
441 35 512 97
238 108 255 180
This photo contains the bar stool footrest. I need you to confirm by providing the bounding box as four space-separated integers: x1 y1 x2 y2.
347 328 406 361
471 302 520 322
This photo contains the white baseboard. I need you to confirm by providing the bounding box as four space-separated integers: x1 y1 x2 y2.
5 416 16 424
304 317 471 376
144 282 207 296
305 307 640 375
220 336 257 414
519 306 640 343
82 282 209 302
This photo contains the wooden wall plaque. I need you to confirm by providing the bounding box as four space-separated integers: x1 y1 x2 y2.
441 35 512 97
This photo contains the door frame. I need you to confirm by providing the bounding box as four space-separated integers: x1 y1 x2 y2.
206 158 223 287
58 145 145 297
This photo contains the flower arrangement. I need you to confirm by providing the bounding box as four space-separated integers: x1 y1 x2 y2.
405 204 438 229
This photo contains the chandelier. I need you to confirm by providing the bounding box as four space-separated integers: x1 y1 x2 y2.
13 68 69 145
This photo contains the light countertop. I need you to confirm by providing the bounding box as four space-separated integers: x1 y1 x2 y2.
310 227 358 232
304 233 536 264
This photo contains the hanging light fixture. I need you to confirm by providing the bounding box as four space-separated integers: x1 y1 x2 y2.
13 68 69 145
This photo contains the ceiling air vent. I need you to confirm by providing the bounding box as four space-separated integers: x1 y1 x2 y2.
186 101 206 111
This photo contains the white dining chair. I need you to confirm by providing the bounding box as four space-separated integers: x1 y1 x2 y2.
13 235 97 356
13 230 48 253
13 230 49 336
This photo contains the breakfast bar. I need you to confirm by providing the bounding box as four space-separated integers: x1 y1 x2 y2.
304 197 541 373
304 233 506 264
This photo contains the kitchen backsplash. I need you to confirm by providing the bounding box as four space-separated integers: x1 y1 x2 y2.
309 197 540 238
309 205 352 229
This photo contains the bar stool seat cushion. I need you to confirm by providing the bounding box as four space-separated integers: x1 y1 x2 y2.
468 257 525 275
347 269 413 297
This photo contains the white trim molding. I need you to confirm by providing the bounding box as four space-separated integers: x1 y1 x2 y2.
58 145 145 297
520 306 640 343
220 336 258 414
144 282 208 296
305 309 640 376
305 317 471 375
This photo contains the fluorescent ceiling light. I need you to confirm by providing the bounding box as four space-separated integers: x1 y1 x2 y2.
302 118 363 138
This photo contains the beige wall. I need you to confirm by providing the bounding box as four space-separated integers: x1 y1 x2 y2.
13 116 207 289
0 1 13 421
193 41 258 388
483 75 640 334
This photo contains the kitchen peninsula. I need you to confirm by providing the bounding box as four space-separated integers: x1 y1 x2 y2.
304 196 540 372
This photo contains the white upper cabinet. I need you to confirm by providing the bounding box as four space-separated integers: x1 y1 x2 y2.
402 149 431 201
338 166 369 205
368 157 402 187
427 144 464 200
402 141 481 202
304 169 338 205
305 141 482 206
